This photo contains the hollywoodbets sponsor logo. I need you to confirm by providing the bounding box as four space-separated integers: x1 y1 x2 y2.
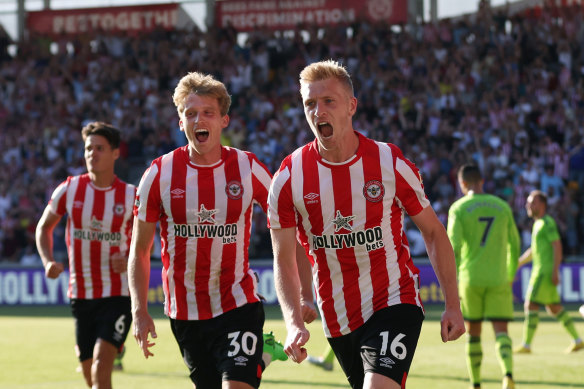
174 223 238 243
73 229 122 244
312 226 384 252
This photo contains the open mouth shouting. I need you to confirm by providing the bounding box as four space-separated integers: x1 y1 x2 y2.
195 128 210 142
317 121 333 138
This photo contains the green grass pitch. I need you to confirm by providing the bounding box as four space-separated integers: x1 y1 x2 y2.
0 304 582 388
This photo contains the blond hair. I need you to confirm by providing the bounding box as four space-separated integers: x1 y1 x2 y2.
299 59 354 96
529 189 548 207
172 72 231 116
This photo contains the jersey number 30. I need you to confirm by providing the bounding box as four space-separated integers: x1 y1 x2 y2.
227 331 258 356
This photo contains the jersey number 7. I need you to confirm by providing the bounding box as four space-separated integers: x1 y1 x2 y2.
478 216 494 246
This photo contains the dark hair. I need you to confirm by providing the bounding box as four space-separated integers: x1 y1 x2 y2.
81 122 121 149
458 164 482 184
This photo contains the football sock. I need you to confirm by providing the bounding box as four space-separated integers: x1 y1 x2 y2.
555 309 581 341
523 310 539 346
466 335 482 386
495 332 513 377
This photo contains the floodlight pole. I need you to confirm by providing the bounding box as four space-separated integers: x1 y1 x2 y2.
17 0 25 41
206 0 215 29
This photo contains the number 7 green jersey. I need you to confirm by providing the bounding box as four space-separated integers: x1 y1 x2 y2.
447 193 520 286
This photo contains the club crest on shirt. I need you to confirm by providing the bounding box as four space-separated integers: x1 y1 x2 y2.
113 203 125 216
363 180 385 203
225 181 244 200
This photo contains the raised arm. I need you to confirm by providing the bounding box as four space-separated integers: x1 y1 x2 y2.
271 227 310 363
128 218 157 358
410 206 465 342
35 205 65 279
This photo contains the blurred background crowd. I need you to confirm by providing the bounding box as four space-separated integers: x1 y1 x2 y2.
2 2 584 265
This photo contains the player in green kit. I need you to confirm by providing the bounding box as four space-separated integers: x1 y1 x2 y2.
447 164 520 389
514 190 584 354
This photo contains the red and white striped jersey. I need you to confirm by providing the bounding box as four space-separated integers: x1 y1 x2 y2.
268 133 429 337
134 146 272 320
49 174 135 300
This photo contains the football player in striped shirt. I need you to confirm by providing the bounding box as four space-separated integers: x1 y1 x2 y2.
36 122 135 388
268 60 465 389
128 72 290 389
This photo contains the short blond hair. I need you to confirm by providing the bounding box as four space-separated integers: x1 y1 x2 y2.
529 189 548 207
299 59 354 96
172 72 231 116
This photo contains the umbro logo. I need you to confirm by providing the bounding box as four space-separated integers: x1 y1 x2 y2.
304 192 319 204
171 188 185 198
234 355 248 366
379 357 395 368
73 201 84 208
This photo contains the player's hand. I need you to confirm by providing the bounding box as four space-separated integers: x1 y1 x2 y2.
440 306 465 342
300 299 317 324
552 271 560 285
133 310 157 358
111 252 128 274
44 261 64 279
284 325 310 363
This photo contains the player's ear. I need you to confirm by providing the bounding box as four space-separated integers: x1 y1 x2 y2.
348 96 357 116
221 114 230 129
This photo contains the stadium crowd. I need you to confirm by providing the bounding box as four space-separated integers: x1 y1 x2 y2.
1 2 584 265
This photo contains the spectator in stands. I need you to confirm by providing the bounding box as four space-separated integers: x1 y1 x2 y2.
2 0 584 261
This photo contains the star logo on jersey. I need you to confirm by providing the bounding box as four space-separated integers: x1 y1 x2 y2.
363 180 385 203
225 181 244 200
332 210 355 232
197 204 218 224
90 216 103 231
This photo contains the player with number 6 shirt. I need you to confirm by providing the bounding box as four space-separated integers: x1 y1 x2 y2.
36 122 135 389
